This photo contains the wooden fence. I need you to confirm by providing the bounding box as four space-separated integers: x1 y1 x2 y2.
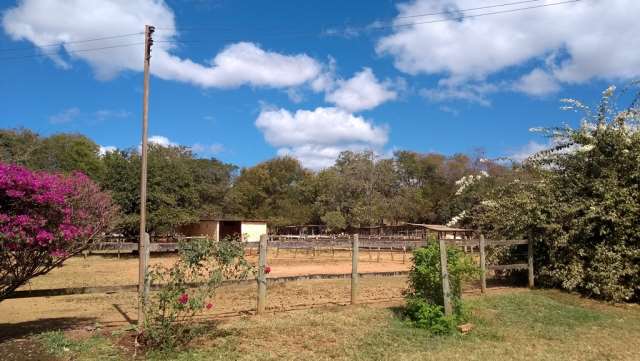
12 234 534 318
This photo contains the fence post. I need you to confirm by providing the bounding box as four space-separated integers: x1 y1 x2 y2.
351 234 359 304
528 239 534 288
438 238 453 317
143 232 151 300
479 234 487 294
257 234 268 314
402 242 406 264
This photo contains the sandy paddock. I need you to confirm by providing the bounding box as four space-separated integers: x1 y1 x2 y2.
0 250 411 334
16 249 410 290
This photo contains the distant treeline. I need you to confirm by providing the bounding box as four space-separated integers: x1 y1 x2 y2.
0 128 515 236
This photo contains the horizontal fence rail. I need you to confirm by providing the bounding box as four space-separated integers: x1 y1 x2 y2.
12 234 534 319
89 238 527 253
8 271 409 299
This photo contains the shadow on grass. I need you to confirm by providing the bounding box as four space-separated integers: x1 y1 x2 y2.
0 317 96 342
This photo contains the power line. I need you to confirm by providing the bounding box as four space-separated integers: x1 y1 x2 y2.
373 0 582 30
158 0 550 31
0 42 144 62
395 0 545 19
0 32 143 53
156 0 581 43
0 0 583 62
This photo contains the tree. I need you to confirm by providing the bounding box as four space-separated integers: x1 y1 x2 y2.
466 86 640 302
29 133 105 180
101 145 237 236
321 211 346 232
0 128 40 166
0 163 116 301
224 157 314 226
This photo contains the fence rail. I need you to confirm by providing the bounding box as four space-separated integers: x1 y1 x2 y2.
89 237 526 254
19 235 533 317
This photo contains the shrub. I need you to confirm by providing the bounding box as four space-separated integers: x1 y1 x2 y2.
404 298 456 335
0 163 116 301
141 236 252 350
465 86 640 302
404 243 477 333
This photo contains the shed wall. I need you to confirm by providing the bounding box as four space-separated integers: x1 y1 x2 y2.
241 222 267 243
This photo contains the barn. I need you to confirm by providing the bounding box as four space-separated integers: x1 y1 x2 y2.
178 218 268 243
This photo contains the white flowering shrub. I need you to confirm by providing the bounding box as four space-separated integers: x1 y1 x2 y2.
466 85 640 302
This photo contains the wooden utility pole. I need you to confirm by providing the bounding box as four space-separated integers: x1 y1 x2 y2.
138 24 155 326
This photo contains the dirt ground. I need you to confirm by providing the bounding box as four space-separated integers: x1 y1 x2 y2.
17 249 410 290
0 277 409 339
0 250 412 338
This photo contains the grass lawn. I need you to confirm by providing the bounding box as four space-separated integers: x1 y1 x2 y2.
21 289 640 360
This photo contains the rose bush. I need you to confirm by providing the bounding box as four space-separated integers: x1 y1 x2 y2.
0 163 116 301
141 236 252 350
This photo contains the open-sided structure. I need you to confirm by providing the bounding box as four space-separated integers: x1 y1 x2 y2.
178 218 267 242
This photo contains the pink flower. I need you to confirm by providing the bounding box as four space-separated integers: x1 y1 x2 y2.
178 293 189 305
6 189 25 198
50 249 69 258
36 230 54 245
206 303 213 310
264 266 271 274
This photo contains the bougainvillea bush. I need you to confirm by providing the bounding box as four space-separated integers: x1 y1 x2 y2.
0 163 116 301
142 236 252 350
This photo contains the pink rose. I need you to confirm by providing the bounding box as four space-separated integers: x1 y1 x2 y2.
178 293 189 305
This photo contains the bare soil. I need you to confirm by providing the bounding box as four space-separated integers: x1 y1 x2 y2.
18 249 409 290
0 250 411 339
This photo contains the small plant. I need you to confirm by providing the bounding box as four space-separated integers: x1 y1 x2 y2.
141 236 252 350
404 243 478 334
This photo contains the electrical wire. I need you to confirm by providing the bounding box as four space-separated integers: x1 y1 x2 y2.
155 0 581 44
395 0 545 19
0 32 143 53
373 0 583 29
0 0 582 62
0 42 144 62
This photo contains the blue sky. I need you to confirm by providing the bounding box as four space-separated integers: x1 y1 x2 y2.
1 0 638 169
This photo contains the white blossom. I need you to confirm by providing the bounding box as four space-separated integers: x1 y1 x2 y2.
577 144 595 152
454 172 489 195
446 210 467 227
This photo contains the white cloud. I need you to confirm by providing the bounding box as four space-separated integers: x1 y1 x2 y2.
94 109 131 121
508 140 550 163
377 0 640 95
2 1 321 89
512 68 560 96
420 82 497 106
153 42 321 88
325 68 398 112
148 135 176 147
255 107 389 169
439 106 460 116
191 143 224 155
143 136 224 156
98 145 117 156
49 107 80 124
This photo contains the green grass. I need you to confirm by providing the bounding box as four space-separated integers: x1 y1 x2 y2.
36 290 640 361
39 330 122 360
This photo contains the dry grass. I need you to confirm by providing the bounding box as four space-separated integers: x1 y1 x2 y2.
29 289 640 361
